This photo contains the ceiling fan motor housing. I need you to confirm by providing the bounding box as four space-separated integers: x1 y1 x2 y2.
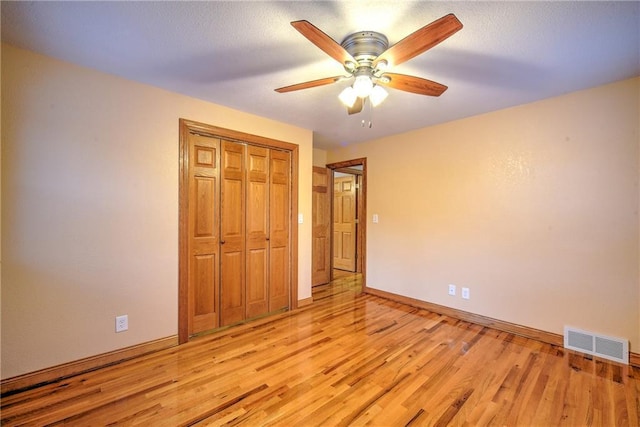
341 31 389 71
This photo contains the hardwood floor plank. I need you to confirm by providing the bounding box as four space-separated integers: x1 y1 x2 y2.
183 383 269 426
1 273 638 426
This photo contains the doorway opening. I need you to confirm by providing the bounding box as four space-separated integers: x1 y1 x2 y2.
312 158 367 288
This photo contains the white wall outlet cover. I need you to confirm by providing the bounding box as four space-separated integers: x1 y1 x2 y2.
448 284 456 296
372 214 379 223
462 287 470 300
116 314 128 332
298 213 303 224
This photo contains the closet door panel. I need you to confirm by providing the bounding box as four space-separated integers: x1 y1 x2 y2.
220 251 244 324
246 146 269 318
193 254 216 315
188 134 220 335
269 150 291 311
269 245 288 310
220 141 246 326
246 248 268 318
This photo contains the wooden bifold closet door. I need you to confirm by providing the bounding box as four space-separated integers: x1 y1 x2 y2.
187 134 221 334
268 149 291 312
180 120 299 343
243 146 291 319
245 145 270 319
220 140 247 326
186 131 292 334
220 143 291 326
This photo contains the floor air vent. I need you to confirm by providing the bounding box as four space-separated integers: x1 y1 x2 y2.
564 326 628 364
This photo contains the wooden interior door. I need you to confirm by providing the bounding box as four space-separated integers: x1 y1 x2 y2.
268 149 291 311
187 133 220 335
333 175 356 271
356 174 363 274
246 146 269 318
312 167 330 285
220 140 246 326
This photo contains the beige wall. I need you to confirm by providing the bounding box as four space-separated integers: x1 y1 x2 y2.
1 44 313 379
328 77 640 350
313 148 328 167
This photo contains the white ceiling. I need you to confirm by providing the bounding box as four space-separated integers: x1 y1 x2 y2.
2 1 639 150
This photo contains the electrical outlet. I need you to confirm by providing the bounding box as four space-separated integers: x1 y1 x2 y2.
462 287 470 300
116 315 128 332
448 284 456 296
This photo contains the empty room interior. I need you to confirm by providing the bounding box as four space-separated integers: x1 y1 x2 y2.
1 1 639 425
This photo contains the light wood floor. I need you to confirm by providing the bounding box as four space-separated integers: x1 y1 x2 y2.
2 275 639 426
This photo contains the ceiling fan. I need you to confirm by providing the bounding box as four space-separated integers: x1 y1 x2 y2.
275 14 463 115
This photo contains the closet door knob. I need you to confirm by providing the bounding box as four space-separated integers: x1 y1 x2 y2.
220 240 226 244
266 237 270 241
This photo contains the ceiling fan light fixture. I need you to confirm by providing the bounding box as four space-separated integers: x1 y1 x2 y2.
353 75 374 98
338 86 357 107
344 61 357 73
375 59 389 73
369 85 388 107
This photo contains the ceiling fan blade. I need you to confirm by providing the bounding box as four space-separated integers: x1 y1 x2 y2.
374 14 462 68
347 97 364 115
377 73 448 96
275 76 344 93
291 20 357 67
